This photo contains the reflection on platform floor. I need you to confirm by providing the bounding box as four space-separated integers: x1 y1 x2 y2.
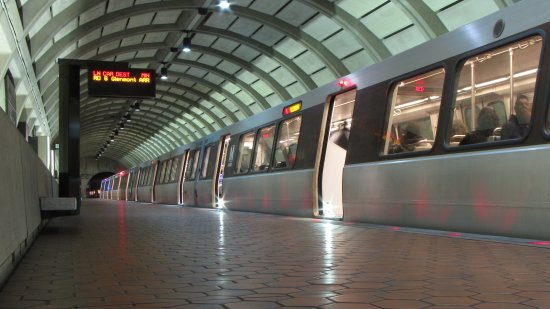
1 199 550 308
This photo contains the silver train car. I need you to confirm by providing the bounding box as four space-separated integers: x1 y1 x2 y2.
101 0 550 239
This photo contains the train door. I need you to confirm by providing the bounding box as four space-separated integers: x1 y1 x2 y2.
213 135 231 208
178 151 189 205
314 89 357 219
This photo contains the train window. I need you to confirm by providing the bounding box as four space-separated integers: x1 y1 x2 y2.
273 116 302 169
382 68 445 155
170 157 180 182
234 132 255 174
449 35 541 146
201 145 212 179
252 125 276 172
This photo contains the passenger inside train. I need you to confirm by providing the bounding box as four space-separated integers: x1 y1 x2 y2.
459 106 500 145
501 94 532 140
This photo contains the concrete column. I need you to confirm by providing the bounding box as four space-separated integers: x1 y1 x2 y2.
37 135 49 168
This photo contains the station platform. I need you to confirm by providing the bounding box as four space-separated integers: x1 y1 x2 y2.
1 200 550 309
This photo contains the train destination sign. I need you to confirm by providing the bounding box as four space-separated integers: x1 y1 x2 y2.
88 68 156 98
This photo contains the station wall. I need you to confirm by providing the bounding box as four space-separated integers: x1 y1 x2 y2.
0 108 54 288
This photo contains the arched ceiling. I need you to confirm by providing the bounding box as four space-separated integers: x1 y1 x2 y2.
18 0 518 167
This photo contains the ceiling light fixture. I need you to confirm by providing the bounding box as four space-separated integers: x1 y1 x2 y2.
133 102 140 111
160 66 168 80
182 36 192 53
219 0 230 9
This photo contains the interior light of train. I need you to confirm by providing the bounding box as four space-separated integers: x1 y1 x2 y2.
457 68 538 93
282 101 302 116
88 68 156 98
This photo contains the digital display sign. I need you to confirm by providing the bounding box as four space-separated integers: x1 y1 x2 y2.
282 101 302 116
88 68 156 98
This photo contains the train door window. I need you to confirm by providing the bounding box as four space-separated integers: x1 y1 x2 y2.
206 144 218 178
184 150 195 180
449 35 541 146
147 164 155 185
159 161 167 184
382 68 445 155
200 145 212 179
252 125 276 172
273 116 302 169
143 167 149 185
170 157 180 182
139 168 145 186
234 132 255 174
165 159 174 183
186 149 200 180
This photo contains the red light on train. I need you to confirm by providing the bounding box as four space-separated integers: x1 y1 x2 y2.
337 79 350 88
448 232 461 237
119 171 125 176
529 241 550 245
415 86 425 92
262 133 270 139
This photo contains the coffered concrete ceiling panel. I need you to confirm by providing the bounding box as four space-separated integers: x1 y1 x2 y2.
438 0 499 31
52 0 77 16
152 10 183 25
143 32 168 43
53 18 77 42
338 0 386 19
107 0 134 13
79 3 106 26
302 15 341 41
16 0 516 167
78 28 102 47
250 26 284 46
128 13 156 28
276 1 317 27
361 2 412 39
102 19 128 36
323 30 362 59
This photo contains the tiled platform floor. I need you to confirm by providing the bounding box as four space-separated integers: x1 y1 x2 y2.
2 200 550 309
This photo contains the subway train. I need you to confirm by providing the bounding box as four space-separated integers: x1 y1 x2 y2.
101 0 550 240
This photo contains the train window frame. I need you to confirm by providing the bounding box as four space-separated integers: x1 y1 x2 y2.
272 115 302 170
445 34 543 149
380 66 446 156
250 123 277 173
234 131 256 175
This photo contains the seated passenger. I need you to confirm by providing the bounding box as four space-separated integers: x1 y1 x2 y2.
390 123 425 153
459 107 499 145
501 94 532 140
